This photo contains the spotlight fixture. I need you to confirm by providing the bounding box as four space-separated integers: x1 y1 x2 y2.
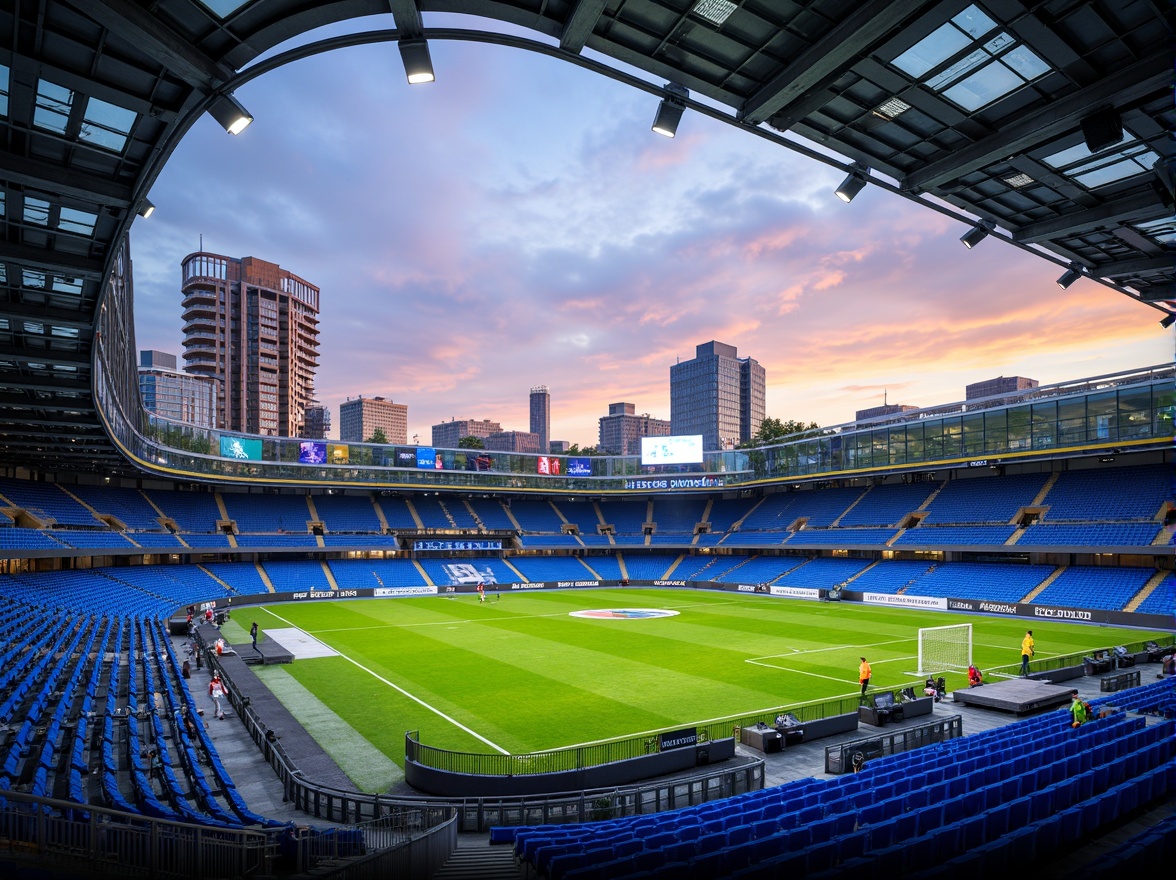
1055 263 1082 289
835 163 870 203
1151 157 1174 208
1160 312 1176 329
398 39 435 84
651 83 689 138
208 93 253 135
137 198 155 219
960 219 995 249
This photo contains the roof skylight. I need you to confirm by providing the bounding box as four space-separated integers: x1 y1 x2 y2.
892 4 1049 112
33 80 73 134
1043 131 1161 189
80 97 137 153
1133 217 1176 246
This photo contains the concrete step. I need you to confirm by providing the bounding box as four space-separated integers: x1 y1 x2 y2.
431 835 522 880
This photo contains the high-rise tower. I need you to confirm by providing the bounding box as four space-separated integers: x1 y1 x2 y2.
530 385 550 453
180 253 319 436
669 341 765 451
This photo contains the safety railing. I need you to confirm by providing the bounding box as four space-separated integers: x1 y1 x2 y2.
824 715 964 774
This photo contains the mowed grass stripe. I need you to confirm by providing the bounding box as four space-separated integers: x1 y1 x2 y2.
253 664 404 792
245 590 1168 763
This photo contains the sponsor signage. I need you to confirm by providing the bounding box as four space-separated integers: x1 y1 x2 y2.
769 586 820 599
414 539 503 551
537 456 562 476
567 457 592 477
658 727 699 751
291 590 360 600
557 580 600 588
509 583 547 591
654 580 686 587
416 447 438 469
219 436 262 460
392 447 417 467
862 592 948 610
298 441 326 464
977 601 1019 615
373 586 438 597
1033 605 1093 621
327 444 349 464
623 477 726 491
641 435 703 465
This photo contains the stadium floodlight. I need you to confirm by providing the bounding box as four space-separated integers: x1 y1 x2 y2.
1056 263 1083 289
1161 312 1176 329
651 83 689 138
959 219 995 249
835 163 870 203
208 93 253 135
398 39 435 84
917 623 972 675
137 198 155 219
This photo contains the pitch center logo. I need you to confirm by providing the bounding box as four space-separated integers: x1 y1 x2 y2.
569 609 680 620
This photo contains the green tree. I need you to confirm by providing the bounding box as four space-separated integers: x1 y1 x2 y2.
366 428 388 444
458 435 485 449
742 417 822 448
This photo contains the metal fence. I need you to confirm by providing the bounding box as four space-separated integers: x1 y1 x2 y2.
824 715 964 774
0 790 272 878
404 692 866 778
987 638 1162 680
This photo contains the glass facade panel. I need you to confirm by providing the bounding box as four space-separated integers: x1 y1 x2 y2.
983 409 1006 453
1057 398 1086 445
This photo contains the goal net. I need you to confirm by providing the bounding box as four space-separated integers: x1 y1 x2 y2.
917 623 972 675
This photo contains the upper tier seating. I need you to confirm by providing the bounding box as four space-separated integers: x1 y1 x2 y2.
0 477 98 527
921 472 1050 524
311 493 384 532
220 494 312 534
1041 464 1171 521
1017 523 1162 546
509 500 567 533
466 498 516 531
893 525 1017 546
650 499 709 534
837 482 939 526
69 485 164 531
147 490 223 532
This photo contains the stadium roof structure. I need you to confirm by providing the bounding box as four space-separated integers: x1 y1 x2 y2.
0 0 1172 473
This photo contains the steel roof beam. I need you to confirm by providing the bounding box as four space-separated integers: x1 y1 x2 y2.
1012 192 1162 244
560 0 609 54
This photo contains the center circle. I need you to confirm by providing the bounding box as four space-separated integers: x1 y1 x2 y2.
569 608 681 619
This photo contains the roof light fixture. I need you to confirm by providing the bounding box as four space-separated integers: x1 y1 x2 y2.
1055 263 1082 289
137 198 155 219
651 83 689 138
1160 312 1176 329
835 163 871 203
960 219 995 249
399 39 435 84
208 93 253 135
1151 157 1174 208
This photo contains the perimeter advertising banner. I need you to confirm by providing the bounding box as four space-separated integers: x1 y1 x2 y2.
298 441 326 464
219 436 262 460
567 457 592 476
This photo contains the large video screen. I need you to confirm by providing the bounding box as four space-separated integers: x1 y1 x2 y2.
641 435 703 465
219 436 262 460
298 441 326 464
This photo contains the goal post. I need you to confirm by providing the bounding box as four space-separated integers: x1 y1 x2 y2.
917 623 972 675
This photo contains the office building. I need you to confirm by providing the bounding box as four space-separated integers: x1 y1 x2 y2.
138 350 217 429
966 375 1039 400
485 430 541 454
856 403 920 422
303 404 331 440
432 418 502 449
339 396 407 443
530 385 551 453
669 341 765 451
180 252 320 436
598 402 671 456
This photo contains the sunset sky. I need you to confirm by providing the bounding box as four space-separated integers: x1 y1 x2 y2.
128 15 1173 448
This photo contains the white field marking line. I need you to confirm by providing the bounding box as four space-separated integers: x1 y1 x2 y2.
747 637 912 663
259 607 508 754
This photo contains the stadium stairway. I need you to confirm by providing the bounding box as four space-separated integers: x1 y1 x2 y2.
433 833 523 880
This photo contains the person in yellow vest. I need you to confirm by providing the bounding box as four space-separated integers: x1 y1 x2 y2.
859 657 872 695
1020 630 1035 676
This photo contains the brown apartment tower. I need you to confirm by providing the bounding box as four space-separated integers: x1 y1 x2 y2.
180 252 320 436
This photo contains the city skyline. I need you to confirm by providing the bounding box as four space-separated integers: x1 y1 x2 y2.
126 16 1172 450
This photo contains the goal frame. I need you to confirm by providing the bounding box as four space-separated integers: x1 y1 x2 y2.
917 623 972 675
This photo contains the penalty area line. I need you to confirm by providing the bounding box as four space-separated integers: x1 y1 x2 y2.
257 607 509 754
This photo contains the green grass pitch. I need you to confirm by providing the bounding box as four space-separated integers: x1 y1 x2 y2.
232 588 1168 769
